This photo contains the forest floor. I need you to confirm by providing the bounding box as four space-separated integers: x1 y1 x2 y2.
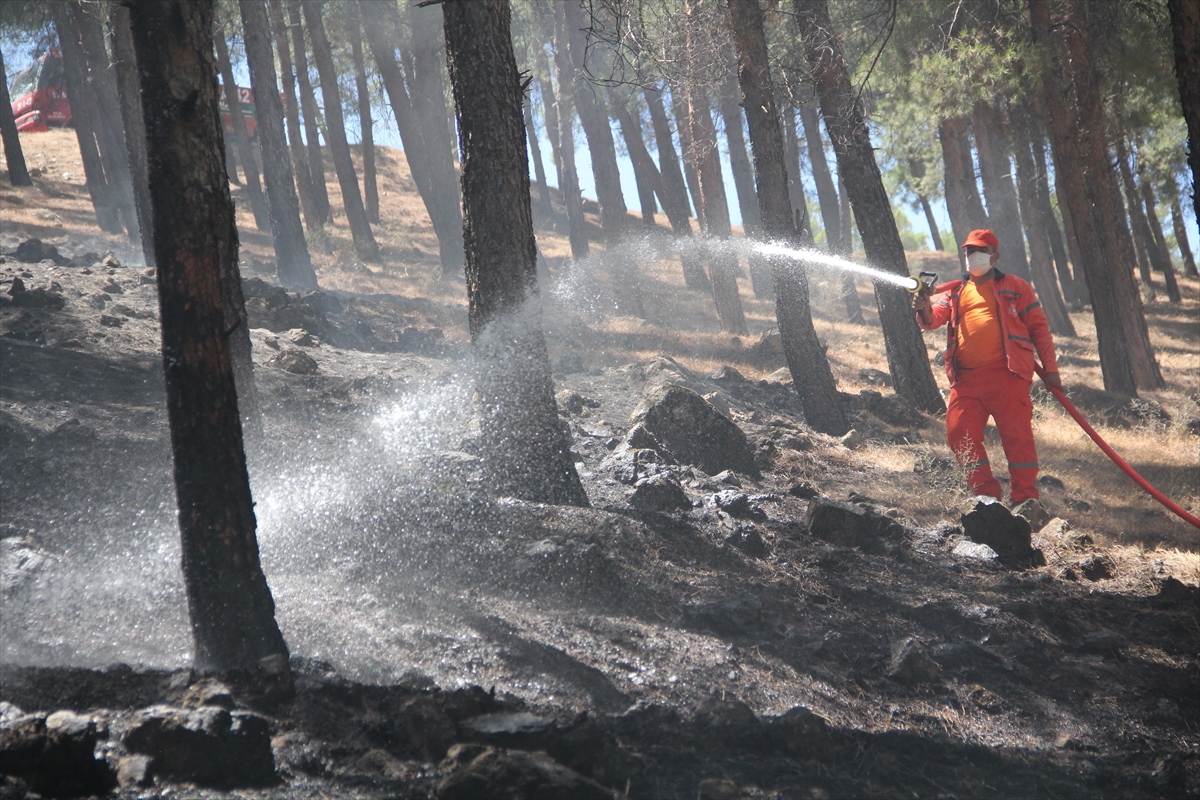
1 129 1198 798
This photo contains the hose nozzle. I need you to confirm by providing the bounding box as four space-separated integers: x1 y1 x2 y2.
906 271 939 296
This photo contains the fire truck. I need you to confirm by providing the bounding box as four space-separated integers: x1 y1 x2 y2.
9 50 257 136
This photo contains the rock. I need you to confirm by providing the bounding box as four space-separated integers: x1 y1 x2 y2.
966 685 1004 712
803 497 905 554
1157 576 1200 606
1064 498 1091 512
764 367 792 385
630 385 758 476
397 696 456 760
766 706 830 755
600 445 661 485
182 679 234 710
0 710 116 797
12 239 67 265
101 253 121 268
856 390 924 428
959 497 1044 568
116 755 154 789
723 524 766 556
709 365 745 383
554 390 598 415
691 696 765 748
123 705 277 788
630 474 691 512
99 314 124 328
459 712 552 744
2 537 57 593
437 746 612 800
300 289 341 315
887 637 941 684
5 277 24 296
707 490 763 519
269 349 319 375
1037 474 1065 490
839 429 866 450
788 481 819 499
1011 499 1051 532
284 328 317 347
1075 554 1116 581
100 280 123 294
698 777 742 799
11 285 65 309
702 392 733 419
683 593 764 636
710 470 742 487
857 368 891 386
353 749 409 780
952 540 999 561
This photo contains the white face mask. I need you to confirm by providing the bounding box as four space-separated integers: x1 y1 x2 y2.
966 252 993 275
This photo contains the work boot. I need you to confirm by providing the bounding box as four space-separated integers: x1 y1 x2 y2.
1011 498 1050 532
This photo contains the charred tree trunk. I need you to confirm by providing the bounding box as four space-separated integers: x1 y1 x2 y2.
287 0 330 224
128 0 289 678
213 28 271 232
303 0 380 263
801 102 861 322
1030 125 1079 307
795 0 944 413
1010 105 1075 335
524 95 553 217
729 0 848 435
971 101 1029 278
0 49 31 187
1031 0 1162 394
1138 166 1182 302
549 18 589 260
268 0 319 231
409 1 467 277
671 88 706 231
1116 136 1163 299
536 48 561 186
241 0 317 290
53 3 121 233
610 89 661 228
1168 0 1199 217
645 84 709 289
719 72 772 299
109 5 154 265
442 0 588 508
1170 194 1199 277
346 2 378 225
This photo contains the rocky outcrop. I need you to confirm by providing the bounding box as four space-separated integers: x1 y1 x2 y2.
628 385 758 477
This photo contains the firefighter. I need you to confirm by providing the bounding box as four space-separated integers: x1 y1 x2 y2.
912 229 1061 511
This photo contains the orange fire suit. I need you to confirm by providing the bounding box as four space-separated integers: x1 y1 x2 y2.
917 269 1059 502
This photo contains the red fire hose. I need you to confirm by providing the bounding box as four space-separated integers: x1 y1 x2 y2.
1034 364 1200 530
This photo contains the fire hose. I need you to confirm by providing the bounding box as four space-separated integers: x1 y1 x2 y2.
1031 363 1200 530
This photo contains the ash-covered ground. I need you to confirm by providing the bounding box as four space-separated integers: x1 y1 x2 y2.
1 238 1197 798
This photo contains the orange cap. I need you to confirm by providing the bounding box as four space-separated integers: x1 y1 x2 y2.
960 229 999 250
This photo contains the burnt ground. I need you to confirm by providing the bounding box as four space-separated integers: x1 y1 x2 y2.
0 237 1198 800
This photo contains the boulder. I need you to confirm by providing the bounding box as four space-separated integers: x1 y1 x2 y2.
630 474 691 512
766 706 830 755
803 497 905 554
959 498 1045 568
123 705 277 788
683 592 764 637
0 710 115 797
437 746 612 800
887 637 941 684
709 365 746 383
630 385 758 477
691 696 766 749
11 239 68 266
269 349 319 375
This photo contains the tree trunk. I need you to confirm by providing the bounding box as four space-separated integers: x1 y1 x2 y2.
609 89 660 228
524 95 553 217
213 28 271 232
801 102 861 322
971 101 1029 278
795 0 944 413
1138 166 1182 302
52 3 121 234
917 195 943 251
729 0 848 435
109 5 154 265
1168 0 1199 218
1045 124 1090 305
287 0 330 224
1115 136 1162 299
70 0 140 241
442 0 588 508
408 1 467 277
719 72 772 299
549 11 589 260
686 78 747 335
1031 0 1162 394
937 118 971 249
1030 125 1079 307
303 0 380 263
241 0 317 290
645 84 709 289
1009 105 1075 335
128 0 290 678
956 121 990 231
267 0 320 231
670 88 706 231
0 49 31 187
1170 194 1199 277
345 1 378 225
536 48 561 186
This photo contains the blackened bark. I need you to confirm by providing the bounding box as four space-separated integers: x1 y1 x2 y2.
609 90 659 227
128 0 289 676
781 105 809 233
213 28 271 232
1116 136 1161 297
409 2 467 277
442 0 588 508
719 74 761 236
1138 169 1182 302
524 95 553 217
109 5 154 265
971 101 1028 278
801 102 861 321
549 9 589 260
303 0 380 263
1031 0 1162 394
645 85 710 289
536 47 561 185
53 3 121 233
346 1 378 225
287 0 330 224
1168 0 1199 217
1030 126 1079 306
0 49 31 187
1009 105 1075 335
268 0 320 231
795 0 944 413
671 88 706 231
241 0 317 290
729 0 848 435
1170 195 1198 277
